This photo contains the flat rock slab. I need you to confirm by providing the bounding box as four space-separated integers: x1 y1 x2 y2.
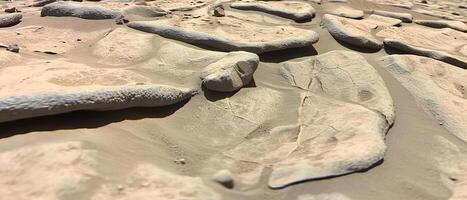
0 13 22 27
121 5 167 21
414 20 467 32
372 10 413 23
0 142 98 199
377 26 467 68
230 1 315 22
92 164 221 200
41 2 120 19
367 0 414 9
200 51 259 92
379 55 467 143
0 60 195 122
326 5 364 19
127 16 319 53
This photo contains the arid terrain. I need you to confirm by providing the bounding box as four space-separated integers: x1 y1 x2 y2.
0 0 466 199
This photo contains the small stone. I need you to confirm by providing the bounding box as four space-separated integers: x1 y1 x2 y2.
5 7 20 13
174 158 186 165
213 7 225 17
7 43 19 53
212 169 234 189
116 185 125 191
420 0 427 3
115 15 129 25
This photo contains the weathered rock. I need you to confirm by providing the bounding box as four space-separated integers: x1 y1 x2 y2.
213 6 225 17
414 19 467 32
92 164 221 200
297 193 352 200
200 51 259 92
378 55 467 143
230 1 315 22
32 0 56 7
121 5 167 20
0 13 22 27
377 26 467 68
41 2 120 19
365 14 402 26
0 60 196 122
0 142 98 199
6 43 19 53
114 15 128 24
212 169 234 189
326 6 364 19
372 10 413 23
322 14 382 50
367 0 414 9
127 16 319 53
4 7 20 13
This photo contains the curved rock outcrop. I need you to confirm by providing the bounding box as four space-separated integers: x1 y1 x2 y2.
372 10 413 23
230 1 315 22
414 20 467 32
41 2 120 19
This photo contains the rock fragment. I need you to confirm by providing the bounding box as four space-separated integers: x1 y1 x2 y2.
200 51 259 92
6 43 19 53
212 169 234 189
41 2 120 19
4 7 20 13
0 13 22 27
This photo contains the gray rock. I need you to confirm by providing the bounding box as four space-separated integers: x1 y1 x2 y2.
373 10 413 23
212 169 234 189
41 2 120 19
0 84 196 123
121 5 167 20
4 7 20 13
213 6 225 17
414 19 467 32
230 1 315 22
6 43 19 53
0 13 22 27
32 0 56 7
200 51 259 92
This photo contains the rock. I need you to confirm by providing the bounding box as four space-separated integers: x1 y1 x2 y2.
378 55 467 143
372 10 413 23
414 19 467 32
212 169 234 189
322 14 382 50
92 164 221 200
377 26 467 68
114 15 129 24
367 0 414 9
174 158 186 165
6 43 19 53
121 5 167 20
326 5 364 19
4 7 20 13
31 0 56 7
200 51 259 92
230 1 315 22
0 13 22 27
365 14 402 27
281 50 395 124
0 142 98 199
297 193 352 200
41 2 120 19
127 16 319 53
213 6 225 17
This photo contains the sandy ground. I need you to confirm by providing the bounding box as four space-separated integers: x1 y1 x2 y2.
0 0 466 199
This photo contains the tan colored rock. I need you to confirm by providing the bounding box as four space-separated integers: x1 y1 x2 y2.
121 5 167 21
378 26 467 68
415 19 467 32
378 55 467 142
367 0 414 9
92 164 221 200
297 193 352 200
230 1 315 22
372 10 413 23
0 142 98 200
41 2 120 19
326 5 364 19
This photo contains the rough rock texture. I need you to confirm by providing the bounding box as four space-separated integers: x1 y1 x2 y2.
92 164 221 200
377 26 467 68
121 5 167 21
365 14 402 27
127 16 319 53
0 142 98 200
414 20 467 32
379 55 467 143
41 2 120 19
326 6 364 19
32 0 56 7
230 1 315 22
0 13 22 27
367 0 414 9
200 51 259 92
372 10 413 23
322 14 382 50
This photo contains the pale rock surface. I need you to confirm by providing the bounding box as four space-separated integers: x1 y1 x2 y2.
297 193 352 200
200 51 259 92
377 26 467 68
41 2 120 19
326 5 364 19
92 164 221 200
414 19 467 32
372 10 413 23
121 5 167 21
127 15 319 53
230 1 315 22
378 55 467 142
0 13 22 27
367 0 414 9
0 142 98 200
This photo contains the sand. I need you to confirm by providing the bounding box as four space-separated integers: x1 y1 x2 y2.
1 0 467 199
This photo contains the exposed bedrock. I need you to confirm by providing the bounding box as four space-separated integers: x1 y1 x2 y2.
41 2 120 19
414 20 467 32
372 10 413 23
230 1 315 22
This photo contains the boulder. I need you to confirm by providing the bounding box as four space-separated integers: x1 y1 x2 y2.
414 19 467 32
0 13 22 27
230 1 315 22
41 2 120 19
127 16 319 53
372 10 413 23
377 26 467 68
200 51 259 92
378 55 467 143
